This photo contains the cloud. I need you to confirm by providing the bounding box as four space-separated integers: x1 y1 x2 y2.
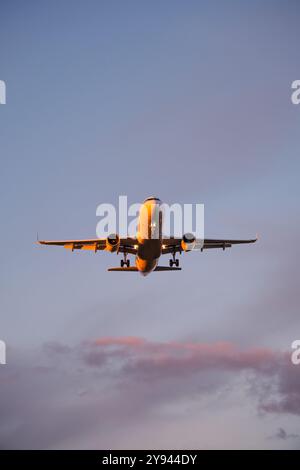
1 337 299 449
269 428 299 441
94 336 146 347
43 341 72 355
67 337 300 416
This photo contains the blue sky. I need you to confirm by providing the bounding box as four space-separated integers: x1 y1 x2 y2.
0 0 300 449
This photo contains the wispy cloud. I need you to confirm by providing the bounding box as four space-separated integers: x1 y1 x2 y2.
269 427 299 441
1 337 299 449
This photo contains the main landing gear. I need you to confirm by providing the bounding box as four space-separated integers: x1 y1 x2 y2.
169 251 179 267
120 252 130 268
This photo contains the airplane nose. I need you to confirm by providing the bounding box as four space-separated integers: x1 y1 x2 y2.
143 196 161 204
140 271 149 277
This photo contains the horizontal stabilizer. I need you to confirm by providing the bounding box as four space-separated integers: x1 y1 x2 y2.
108 266 182 272
108 267 138 272
154 266 181 271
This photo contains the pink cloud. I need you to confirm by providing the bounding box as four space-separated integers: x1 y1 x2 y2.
79 337 299 416
93 336 146 347
86 337 282 372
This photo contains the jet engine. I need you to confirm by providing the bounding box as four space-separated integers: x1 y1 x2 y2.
181 233 196 252
106 234 120 252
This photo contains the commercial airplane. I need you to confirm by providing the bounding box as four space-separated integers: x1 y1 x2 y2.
38 196 257 276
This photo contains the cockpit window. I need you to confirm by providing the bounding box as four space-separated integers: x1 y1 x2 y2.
144 197 161 202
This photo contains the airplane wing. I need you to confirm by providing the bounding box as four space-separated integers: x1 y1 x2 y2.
162 237 257 254
37 237 138 254
38 236 256 255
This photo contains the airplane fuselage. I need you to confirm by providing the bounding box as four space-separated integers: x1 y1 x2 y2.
135 197 163 276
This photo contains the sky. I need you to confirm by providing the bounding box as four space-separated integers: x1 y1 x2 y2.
0 0 300 449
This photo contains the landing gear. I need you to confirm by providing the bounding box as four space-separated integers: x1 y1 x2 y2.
120 253 130 268
169 251 179 267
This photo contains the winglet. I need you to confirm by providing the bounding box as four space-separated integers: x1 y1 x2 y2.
36 232 42 245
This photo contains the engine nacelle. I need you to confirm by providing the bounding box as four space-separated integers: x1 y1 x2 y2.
181 233 196 252
106 234 120 252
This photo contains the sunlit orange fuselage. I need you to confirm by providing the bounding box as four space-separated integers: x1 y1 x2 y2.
136 197 163 276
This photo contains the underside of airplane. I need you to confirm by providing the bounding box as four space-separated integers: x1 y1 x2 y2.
38 197 257 276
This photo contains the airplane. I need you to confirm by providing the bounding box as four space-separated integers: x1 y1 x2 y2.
37 196 257 276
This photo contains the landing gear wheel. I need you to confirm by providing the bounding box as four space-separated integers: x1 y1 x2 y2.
170 251 179 267
121 254 130 267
